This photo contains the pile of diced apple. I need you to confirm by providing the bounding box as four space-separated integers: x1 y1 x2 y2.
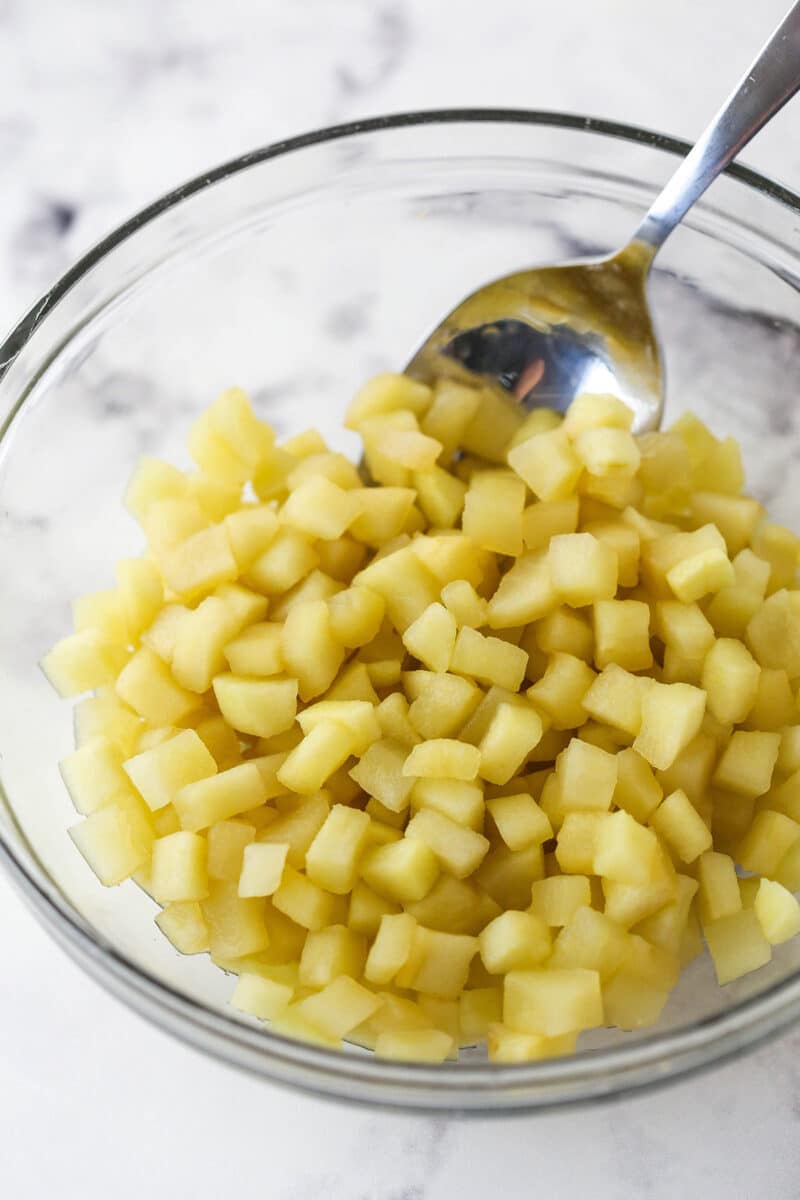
42 372 800 1064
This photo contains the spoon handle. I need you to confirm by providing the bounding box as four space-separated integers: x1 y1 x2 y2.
633 0 800 253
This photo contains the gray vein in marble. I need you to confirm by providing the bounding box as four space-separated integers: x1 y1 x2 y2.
0 115 30 159
335 0 412 99
10 196 78 286
323 294 376 339
114 36 229 89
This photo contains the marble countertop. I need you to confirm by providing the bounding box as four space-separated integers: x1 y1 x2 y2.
1 1 800 1196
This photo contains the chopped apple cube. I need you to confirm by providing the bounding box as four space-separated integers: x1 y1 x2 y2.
743 668 796 732
583 663 648 736
507 428 582 502
305 804 372 893
613 748 663 822
704 909 771 985
754 879 800 944
504 967 603 1036
487 793 552 851
374 1028 453 1062
548 533 618 607
654 600 715 659
487 1025 576 1063
238 842 288 897
174 762 266 832
296 976 382 1039
737 810 800 877
405 808 489 878
534 607 593 662
477 702 543 785
522 497 580 551
487 551 558 629
271 866 337 931
365 912 417 985
650 788 712 863
563 392 633 434
115 647 200 726
440 579 488 629
398 926 478 998
223 505 280 570
450 626 528 691
527 653 595 731
347 881 401 937
202 881 270 959
594 810 660 885
360 838 440 904
159 524 238 602
403 739 481 782
555 812 609 874
574 426 640 477
419 378 481 456
593 599 652 671
60 736 131 816
702 638 760 725
280 475 360 540
246 527 319 595
276 721 358 794
124 456 187 519
462 470 526 557
280 600 344 701
151 830 208 902
529 875 591 927
207 820 256 882
327 586 385 649
116 558 164 638
124 728 217 812
346 372 432 429
401 602 457 674
231 973 293 1021
666 546 734 604
633 680 706 771
155 901 210 955
406 672 482 740
479 910 551 973
549 905 630 978
349 738 415 812
557 738 618 813
411 778 485 831
41 629 124 698
69 800 153 886
713 730 780 797
224 622 284 677
746 589 800 677
212 673 298 740
296 700 380 756
697 850 742 923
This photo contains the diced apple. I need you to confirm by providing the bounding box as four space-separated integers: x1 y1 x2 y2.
504 967 603 1036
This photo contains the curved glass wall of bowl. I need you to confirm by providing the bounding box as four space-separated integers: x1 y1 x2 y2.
0 113 799 1110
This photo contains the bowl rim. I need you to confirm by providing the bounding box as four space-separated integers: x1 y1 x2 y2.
2 107 800 1112
2 106 799 387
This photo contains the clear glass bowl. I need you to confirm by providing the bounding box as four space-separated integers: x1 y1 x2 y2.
2 110 800 1114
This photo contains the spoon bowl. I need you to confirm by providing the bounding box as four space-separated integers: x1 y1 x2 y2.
405 244 662 433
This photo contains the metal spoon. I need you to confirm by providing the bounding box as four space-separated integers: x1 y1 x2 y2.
405 2 800 433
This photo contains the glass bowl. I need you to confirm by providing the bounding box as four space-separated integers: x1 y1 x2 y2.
2 110 800 1115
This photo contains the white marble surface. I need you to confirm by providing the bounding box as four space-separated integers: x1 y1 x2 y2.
1 1 800 1196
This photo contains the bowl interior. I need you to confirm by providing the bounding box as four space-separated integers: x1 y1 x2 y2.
2 114 800 1106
